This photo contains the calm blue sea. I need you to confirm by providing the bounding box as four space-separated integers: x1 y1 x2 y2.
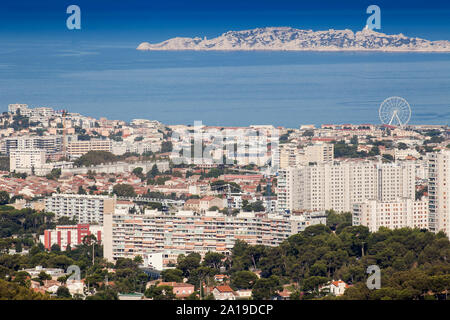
0 40 449 127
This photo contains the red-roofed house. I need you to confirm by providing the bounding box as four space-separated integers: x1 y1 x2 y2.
213 285 236 300
157 282 195 299
320 280 350 296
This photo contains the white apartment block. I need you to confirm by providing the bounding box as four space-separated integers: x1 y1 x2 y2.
9 148 46 174
8 103 29 115
8 104 57 119
277 161 416 213
1 135 63 155
353 198 429 232
428 150 450 237
103 209 326 266
45 194 116 224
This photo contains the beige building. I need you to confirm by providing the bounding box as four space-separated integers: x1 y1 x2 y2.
67 139 112 157
428 150 450 237
103 209 326 266
279 143 334 169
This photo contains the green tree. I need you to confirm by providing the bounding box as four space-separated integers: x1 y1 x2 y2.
161 269 183 283
0 280 50 300
56 286 72 298
0 191 10 205
38 271 52 282
145 285 176 300
177 253 201 277
231 271 258 289
202 251 225 270
74 151 117 167
112 184 136 197
252 276 282 300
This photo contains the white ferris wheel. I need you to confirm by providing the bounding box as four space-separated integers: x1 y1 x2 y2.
378 96 411 128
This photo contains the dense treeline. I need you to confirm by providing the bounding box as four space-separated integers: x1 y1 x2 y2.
228 223 450 300
73 151 118 167
0 206 55 238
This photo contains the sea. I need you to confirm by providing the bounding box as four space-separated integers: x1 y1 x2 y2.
0 39 449 128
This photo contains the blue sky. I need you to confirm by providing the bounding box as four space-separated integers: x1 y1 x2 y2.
0 0 449 44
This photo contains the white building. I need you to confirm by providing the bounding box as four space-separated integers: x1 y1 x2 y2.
9 148 46 174
428 150 450 237
1 135 63 155
277 161 416 213
279 143 334 169
352 198 429 232
320 280 349 296
45 194 116 224
8 103 29 115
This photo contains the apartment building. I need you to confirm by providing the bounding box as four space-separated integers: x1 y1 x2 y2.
352 198 429 232
279 143 334 169
67 139 112 157
301 143 334 163
8 103 29 115
45 194 116 224
103 209 326 266
1 135 63 155
428 150 450 236
9 148 46 174
277 161 416 213
41 224 103 250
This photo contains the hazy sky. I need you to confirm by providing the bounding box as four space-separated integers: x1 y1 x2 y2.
0 0 449 44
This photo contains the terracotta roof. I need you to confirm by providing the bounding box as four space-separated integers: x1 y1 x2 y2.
214 285 234 293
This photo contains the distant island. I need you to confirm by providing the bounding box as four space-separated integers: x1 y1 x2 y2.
137 26 450 52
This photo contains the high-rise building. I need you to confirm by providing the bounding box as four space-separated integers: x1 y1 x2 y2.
428 150 450 236
277 161 416 213
45 194 116 224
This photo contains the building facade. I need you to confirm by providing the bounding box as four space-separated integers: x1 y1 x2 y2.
9 148 46 173
41 224 103 250
352 198 429 232
103 209 327 267
428 150 450 237
45 194 116 224
277 161 416 213
67 139 112 157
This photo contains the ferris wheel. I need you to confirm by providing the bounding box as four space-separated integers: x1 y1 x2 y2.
379 96 411 128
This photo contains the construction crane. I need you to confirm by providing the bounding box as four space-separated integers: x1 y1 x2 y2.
222 166 278 213
210 183 242 215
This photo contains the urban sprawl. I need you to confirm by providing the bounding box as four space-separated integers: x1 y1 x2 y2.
1 103 449 300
